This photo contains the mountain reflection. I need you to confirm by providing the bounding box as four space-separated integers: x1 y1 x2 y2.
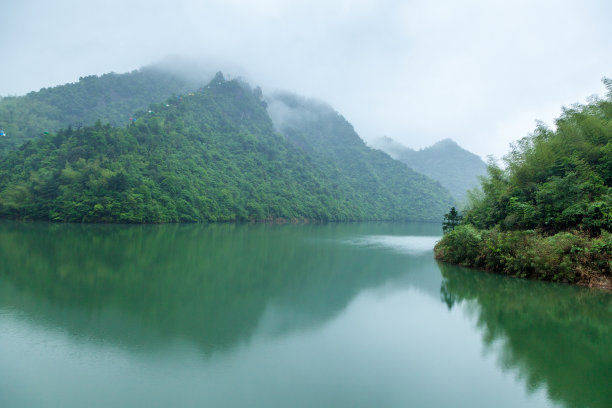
2 221 609 408
0 221 436 354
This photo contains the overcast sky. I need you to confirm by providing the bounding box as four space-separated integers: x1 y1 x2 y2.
1 0 610 157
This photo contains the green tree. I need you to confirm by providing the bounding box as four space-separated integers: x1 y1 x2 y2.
435 78 611 286
442 207 462 232
0 65 206 155
0 75 454 223
462 78 611 236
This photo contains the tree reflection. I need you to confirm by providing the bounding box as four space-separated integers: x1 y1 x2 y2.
0 221 432 354
439 262 611 408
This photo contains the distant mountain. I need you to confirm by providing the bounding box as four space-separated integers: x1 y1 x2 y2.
0 73 453 223
371 136 487 204
267 92 454 217
0 64 210 155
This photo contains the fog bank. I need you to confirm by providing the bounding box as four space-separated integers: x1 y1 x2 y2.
1 0 610 157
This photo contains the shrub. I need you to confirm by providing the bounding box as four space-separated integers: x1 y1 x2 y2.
435 226 610 285
434 224 482 265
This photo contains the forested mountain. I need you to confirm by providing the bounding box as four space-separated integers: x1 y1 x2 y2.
371 136 487 203
0 73 453 223
435 80 611 288
0 65 208 155
266 92 453 215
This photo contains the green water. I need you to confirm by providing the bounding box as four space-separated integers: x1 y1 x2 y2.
0 221 609 408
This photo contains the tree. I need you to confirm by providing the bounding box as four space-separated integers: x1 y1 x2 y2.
442 207 462 232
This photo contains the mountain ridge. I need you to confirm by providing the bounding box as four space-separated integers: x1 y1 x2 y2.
370 136 487 204
0 65 209 155
0 73 454 223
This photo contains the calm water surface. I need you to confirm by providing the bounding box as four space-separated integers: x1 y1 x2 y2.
0 222 609 408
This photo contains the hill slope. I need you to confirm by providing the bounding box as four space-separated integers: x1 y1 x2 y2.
0 65 207 155
371 136 487 204
435 81 611 287
267 93 454 217
0 74 453 223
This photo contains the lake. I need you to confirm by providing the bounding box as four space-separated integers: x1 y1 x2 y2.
0 221 609 408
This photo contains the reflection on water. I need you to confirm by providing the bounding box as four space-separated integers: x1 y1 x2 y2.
0 222 437 353
0 221 609 408
347 235 441 254
440 264 611 408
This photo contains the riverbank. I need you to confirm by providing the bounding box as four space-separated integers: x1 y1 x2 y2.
434 225 611 291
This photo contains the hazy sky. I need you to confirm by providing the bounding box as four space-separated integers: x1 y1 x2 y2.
1 0 610 157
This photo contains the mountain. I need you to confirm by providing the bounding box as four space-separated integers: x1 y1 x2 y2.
266 92 453 216
0 73 454 223
371 136 487 204
0 64 210 155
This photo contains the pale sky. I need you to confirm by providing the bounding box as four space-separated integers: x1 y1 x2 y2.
1 0 610 157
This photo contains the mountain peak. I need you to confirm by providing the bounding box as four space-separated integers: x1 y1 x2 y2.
373 136 487 203
0 70 454 223
212 71 225 84
430 138 459 148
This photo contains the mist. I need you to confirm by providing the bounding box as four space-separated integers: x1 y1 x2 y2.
1 0 610 157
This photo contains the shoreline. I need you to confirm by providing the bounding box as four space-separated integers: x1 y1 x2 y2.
434 258 612 292
434 226 611 292
0 217 445 225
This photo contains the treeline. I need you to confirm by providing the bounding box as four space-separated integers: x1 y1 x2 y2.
0 74 453 223
0 67 201 155
435 80 611 287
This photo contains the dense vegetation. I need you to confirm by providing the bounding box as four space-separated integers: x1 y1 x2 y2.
0 74 453 223
436 225 610 286
435 80 611 288
372 136 487 203
267 92 453 216
0 65 204 155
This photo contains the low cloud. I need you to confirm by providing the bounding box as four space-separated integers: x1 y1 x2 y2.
1 0 610 157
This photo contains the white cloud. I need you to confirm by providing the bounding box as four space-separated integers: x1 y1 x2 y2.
0 0 610 157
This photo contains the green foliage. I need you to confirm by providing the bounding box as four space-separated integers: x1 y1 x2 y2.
0 75 453 223
267 93 455 220
435 227 611 284
463 81 612 236
442 206 462 232
0 66 203 155
437 82 612 285
435 224 483 265
372 137 488 204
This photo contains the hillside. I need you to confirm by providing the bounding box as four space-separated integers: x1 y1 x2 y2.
0 74 454 223
0 65 208 155
435 80 611 288
267 93 454 217
371 136 487 204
